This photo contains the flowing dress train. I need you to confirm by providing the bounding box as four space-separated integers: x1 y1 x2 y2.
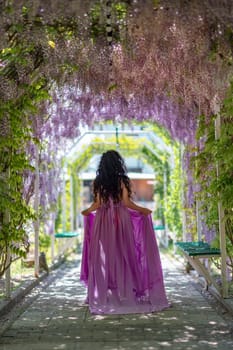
80 200 169 314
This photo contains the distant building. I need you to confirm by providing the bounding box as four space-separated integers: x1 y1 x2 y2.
80 154 155 210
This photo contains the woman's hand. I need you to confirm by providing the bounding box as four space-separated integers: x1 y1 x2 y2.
81 209 90 216
81 200 100 216
140 208 152 216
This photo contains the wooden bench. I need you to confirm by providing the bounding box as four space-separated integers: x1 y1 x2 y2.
175 241 221 293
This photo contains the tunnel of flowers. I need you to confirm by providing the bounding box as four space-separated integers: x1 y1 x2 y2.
0 0 233 295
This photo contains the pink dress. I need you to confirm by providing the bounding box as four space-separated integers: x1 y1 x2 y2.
80 200 169 314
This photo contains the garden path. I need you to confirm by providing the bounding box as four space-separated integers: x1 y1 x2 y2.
0 252 232 350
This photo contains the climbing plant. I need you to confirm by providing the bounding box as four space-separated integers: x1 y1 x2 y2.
0 4 80 276
0 79 49 276
141 146 166 223
0 12 52 275
165 146 183 239
193 82 233 271
141 123 183 238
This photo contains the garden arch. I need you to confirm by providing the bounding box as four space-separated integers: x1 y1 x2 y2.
61 126 175 231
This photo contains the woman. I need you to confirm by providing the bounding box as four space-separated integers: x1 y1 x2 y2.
81 150 169 314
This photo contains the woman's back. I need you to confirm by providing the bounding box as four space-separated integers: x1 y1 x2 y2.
93 150 132 204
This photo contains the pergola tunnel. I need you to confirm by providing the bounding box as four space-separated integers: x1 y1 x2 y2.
0 1 233 302
36 124 179 263
58 127 174 233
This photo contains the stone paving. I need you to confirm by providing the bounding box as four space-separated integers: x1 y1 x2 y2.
0 253 232 350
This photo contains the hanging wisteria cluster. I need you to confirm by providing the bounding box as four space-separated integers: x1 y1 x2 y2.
38 0 233 146
23 111 63 212
1 0 233 141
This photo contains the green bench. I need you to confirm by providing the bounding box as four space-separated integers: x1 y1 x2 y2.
154 225 165 230
175 241 220 256
175 241 221 293
55 232 80 238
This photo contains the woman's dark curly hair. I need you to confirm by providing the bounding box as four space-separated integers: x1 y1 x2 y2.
93 150 132 203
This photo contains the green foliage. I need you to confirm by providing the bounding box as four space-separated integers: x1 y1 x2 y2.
39 231 51 252
89 1 128 42
71 134 146 172
148 123 183 238
165 147 183 238
72 173 81 230
55 194 62 232
192 82 233 270
65 179 72 232
141 145 165 223
0 23 50 277
0 81 48 276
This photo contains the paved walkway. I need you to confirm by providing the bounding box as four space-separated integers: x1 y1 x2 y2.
0 252 232 350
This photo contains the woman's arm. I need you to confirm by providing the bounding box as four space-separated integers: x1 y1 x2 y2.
122 183 152 215
81 194 101 216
